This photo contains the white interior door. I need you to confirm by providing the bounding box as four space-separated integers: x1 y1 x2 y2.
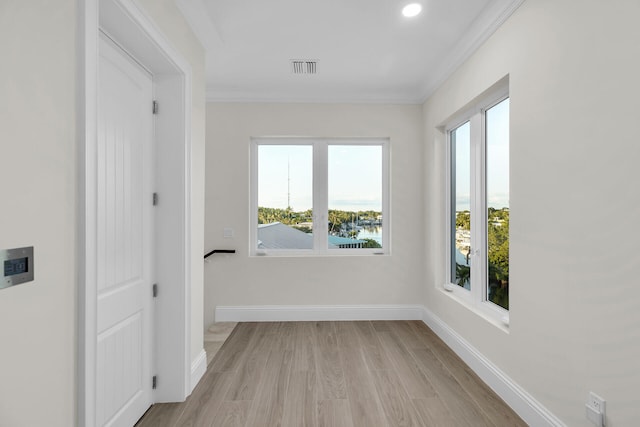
96 34 154 427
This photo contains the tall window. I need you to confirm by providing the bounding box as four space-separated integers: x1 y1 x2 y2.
251 138 389 255
447 93 509 314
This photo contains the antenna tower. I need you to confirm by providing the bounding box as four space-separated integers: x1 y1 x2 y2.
287 157 291 209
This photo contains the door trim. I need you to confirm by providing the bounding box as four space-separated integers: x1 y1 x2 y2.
78 0 193 425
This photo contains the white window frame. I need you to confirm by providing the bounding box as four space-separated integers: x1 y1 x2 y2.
250 137 390 257
443 80 510 326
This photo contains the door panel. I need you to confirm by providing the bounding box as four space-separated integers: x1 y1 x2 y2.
96 314 143 426
97 34 154 427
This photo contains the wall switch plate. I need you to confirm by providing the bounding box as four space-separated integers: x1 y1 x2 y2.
1 246 34 289
223 227 234 238
585 392 605 426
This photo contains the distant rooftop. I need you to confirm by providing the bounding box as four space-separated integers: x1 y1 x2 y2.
257 222 365 249
328 235 365 246
258 222 323 249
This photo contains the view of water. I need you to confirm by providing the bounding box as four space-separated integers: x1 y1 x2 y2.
357 226 382 245
455 248 470 266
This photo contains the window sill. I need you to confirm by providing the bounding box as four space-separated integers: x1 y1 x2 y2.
251 250 389 258
441 283 510 333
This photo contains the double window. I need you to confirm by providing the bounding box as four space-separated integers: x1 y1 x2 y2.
250 138 389 255
446 88 510 316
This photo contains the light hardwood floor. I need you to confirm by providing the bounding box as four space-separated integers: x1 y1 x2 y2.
136 321 525 427
204 322 238 366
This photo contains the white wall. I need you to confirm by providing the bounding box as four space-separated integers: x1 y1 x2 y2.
135 0 207 368
205 103 424 327
423 0 640 425
0 1 205 425
0 2 77 426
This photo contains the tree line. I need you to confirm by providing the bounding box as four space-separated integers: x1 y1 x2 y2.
258 207 380 229
455 207 509 309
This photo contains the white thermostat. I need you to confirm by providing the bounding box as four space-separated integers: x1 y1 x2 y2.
1 246 34 289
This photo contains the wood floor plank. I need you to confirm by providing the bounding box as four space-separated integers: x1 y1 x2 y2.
370 321 392 333
174 371 234 427
411 396 458 426
335 321 363 350
407 320 440 342
388 321 428 350
377 331 436 399
204 341 225 366
315 346 347 400
337 323 388 427
314 322 347 400
370 369 424 427
431 346 525 426
292 321 317 373
282 370 317 427
314 321 338 347
410 348 493 427
211 401 249 427
353 321 392 371
224 322 274 401
273 321 297 351
317 400 354 427
134 403 184 427
244 349 293 427
209 322 257 373
342 393 387 426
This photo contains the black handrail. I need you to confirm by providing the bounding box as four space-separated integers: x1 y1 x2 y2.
204 249 236 259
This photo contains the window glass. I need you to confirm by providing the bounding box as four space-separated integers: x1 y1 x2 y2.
451 122 471 289
328 145 383 250
257 145 313 250
486 98 510 309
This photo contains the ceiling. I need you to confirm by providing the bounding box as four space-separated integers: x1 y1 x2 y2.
176 0 523 104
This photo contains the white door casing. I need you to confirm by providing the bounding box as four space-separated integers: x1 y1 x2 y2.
80 0 194 424
96 34 154 426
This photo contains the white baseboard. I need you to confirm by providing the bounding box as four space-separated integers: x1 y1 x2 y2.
215 304 424 322
421 307 565 427
190 349 207 393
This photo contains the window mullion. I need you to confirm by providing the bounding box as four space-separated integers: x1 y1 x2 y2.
470 112 484 304
381 140 390 254
313 141 328 253
479 109 488 304
250 140 259 253
446 130 456 286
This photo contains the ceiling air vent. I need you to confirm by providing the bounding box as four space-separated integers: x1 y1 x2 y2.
291 59 317 75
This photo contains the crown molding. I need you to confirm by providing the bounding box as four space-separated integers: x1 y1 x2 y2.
175 0 223 51
205 89 424 105
417 0 526 103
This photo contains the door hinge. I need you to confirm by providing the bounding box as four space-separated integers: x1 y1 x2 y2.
153 283 158 298
152 375 157 389
152 100 158 115
153 193 158 206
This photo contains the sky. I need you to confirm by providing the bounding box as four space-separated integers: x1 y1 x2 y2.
258 144 382 212
454 97 509 211
329 145 382 212
257 98 508 214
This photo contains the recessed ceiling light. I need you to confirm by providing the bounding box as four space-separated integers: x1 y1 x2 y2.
402 3 422 18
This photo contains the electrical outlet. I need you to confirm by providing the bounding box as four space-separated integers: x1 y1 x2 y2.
585 392 605 427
